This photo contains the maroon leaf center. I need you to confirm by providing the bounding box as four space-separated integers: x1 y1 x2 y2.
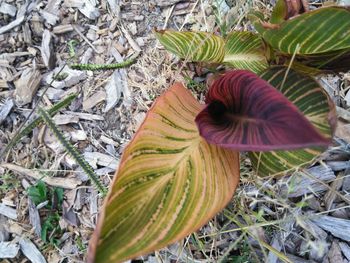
195 70 331 151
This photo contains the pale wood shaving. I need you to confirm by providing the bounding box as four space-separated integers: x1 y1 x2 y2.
1 164 82 189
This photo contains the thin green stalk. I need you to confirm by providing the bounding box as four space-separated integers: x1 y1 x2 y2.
1 94 77 159
38 107 107 196
70 53 139 71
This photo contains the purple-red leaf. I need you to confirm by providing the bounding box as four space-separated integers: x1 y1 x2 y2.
195 70 331 151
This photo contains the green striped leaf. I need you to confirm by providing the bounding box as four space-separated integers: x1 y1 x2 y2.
270 0 309 23
270 0 289 24
223 31 270 74
249 7 350 55
88 83 240 263
154 29 225 63
296 48 350 73
287 60 326 76
249 67 336 177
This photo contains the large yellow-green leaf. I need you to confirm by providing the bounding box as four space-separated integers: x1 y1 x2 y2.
249 7 350 55
223 31 270 74
154 29 225 63
88 83 240 263
249 67 336 177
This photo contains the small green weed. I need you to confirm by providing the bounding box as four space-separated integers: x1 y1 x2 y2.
0 173 19 194
27 180 65 245
27 180 64 208
231 241 252 263
184 76 206 93
41 212 62 245
27 180 48 205
76 235 87 252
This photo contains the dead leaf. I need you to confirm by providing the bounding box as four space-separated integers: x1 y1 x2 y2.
335 120 350 143
41 29 55 69
1 163 82 189
104 70 127 112
19 238 46 263
14 68 41 106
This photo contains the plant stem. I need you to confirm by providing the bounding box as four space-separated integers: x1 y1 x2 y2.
0 94 78 160
38 107 107 196
70 53 139 71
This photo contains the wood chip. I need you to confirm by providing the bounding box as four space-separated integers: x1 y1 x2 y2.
328 240 345 263
83 90 106 111
279 165 336 197
70 130 87 141
100 135 119 147
45 66 86 89
154 0 182 7
0 99 14 125
324 172 344 210
39 10 59 25
302 219 328 240
19 238 47 263
14 68 41 106
284 253 317 263
1 164 82 189
345 89 350 107
64 111 104 121
0 2 17 16
343 175 350 192
267 234 282 263
62 202 79 226
80 47 93 63
31 13 44 36
0 16 24 34
0 203 17 220
335 120 350 143
78 0 100 19
121 26 141 52
337 106 350 122
0 242 19 258
41 30 55 69
89 189 98 220
300 239 329 262
0 216 9 242
39 87 65 101
53 24 74 34
106 0 120 17
326 161 350 171
104 70 127 112
83 152 119 169
122 13 144 21
41 0 61 25
52 114 79 125
311 215 350 242
28 199 41 237
0 80 9 88
339 242 350 261
331 203 349 219
23 22 32 44
73 25 101 54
